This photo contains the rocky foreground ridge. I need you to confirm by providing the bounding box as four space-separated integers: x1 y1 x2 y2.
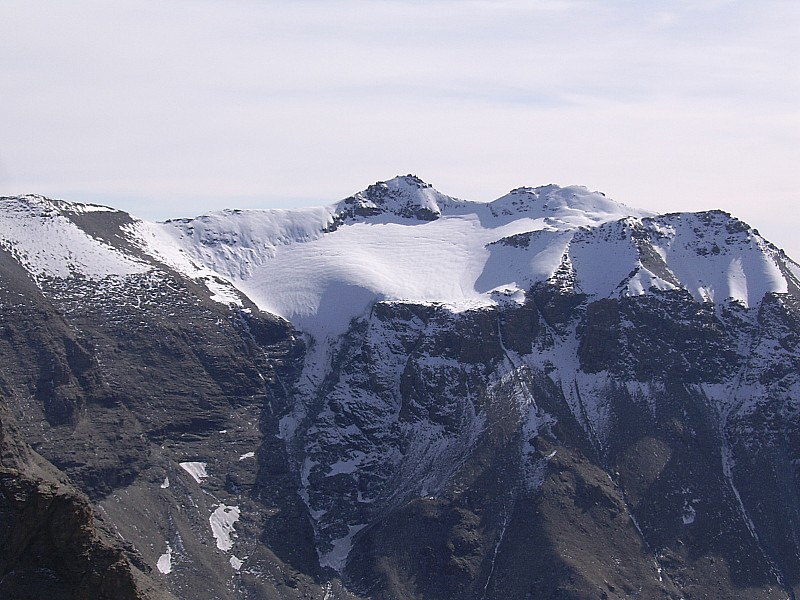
1 176 799 599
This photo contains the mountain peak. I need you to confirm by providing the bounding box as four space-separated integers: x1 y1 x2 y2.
335 174 460 222
2 194 119 220
489 184 652 229
384 173 432 189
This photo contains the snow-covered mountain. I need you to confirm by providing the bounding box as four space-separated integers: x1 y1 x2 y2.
1 175 800 600
160 178 657 338
5 176 795 336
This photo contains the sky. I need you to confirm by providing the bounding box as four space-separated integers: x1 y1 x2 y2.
2 0 799 257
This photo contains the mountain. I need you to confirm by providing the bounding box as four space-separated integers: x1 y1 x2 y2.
1 175 799 599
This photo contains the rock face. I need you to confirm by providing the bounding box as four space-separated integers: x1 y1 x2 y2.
299 289 799 600
0 402 174 600
1 178 800 599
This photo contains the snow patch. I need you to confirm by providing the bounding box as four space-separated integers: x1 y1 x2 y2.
63 202 115 214
210 504 240 551
156 543 172 574
160 476 170 489
229 555 244 570
179 462 208 484
238 452 255 461
682 502 697 525
319 524 367 572
326 453 364 477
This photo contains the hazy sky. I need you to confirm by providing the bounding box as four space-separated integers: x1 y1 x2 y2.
2 1 799 256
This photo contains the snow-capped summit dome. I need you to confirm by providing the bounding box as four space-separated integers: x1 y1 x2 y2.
489 184 653 228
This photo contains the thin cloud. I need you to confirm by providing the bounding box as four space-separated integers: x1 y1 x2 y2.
1 0 798 256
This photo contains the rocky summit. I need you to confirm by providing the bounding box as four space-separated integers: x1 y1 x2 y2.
1 175 799 600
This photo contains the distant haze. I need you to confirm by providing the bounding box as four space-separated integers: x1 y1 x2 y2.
1 1 798 258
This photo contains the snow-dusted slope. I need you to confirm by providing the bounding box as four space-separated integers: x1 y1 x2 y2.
648 211 791 307
0 195 149 280
0 194 247 307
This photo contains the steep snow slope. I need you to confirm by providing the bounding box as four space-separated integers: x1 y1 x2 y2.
649 211 789 307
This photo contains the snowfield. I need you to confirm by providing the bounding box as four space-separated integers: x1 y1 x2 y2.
179 461 209 484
